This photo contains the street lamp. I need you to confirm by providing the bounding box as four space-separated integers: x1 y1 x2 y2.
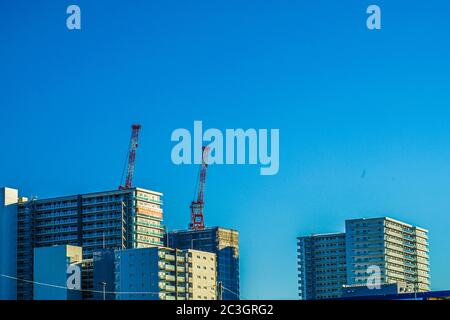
99 281 107 301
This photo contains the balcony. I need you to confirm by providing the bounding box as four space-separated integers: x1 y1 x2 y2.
166 275 176 282
165 285 176 292
165 265 176 272
136 194 163 204
164 254 176 262
177 266 186 273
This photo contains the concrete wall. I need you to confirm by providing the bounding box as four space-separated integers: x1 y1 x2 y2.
115 247 160 300
33 245 83 300
0 187 18 300
93 248 116 300
189 249 217 300
341 282 414 298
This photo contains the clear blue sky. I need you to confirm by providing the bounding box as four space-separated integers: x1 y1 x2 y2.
1 1 450 299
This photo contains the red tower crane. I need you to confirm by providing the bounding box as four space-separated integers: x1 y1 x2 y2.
119 124 141 190
189 146 210 230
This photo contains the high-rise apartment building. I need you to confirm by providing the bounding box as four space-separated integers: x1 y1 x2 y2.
14 187 164 300
93 247 217 300
345 217 430 292
114 247 189 300
297 217 430 300
168 227 240 300
297 233 347 300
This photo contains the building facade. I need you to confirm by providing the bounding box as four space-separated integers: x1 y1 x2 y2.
92 248 116 300
94 247 217 300
345 217 430 292
114 247 187 300
297 217 430 300
339 289 450 300
187 249 217 300
168 227 240 300
297 233 347 300
15 187 164 300
0 187 19 300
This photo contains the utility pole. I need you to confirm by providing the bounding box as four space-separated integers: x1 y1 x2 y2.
218 281 223 301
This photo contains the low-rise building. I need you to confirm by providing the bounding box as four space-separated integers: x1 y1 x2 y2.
297 217 431 300
341 282 414 298
33 245 83 300
168 227 239 300
93 247 217 300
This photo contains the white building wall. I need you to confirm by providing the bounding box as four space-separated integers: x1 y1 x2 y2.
0 187 18 300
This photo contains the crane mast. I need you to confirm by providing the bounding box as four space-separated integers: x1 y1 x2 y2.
119 124 141 190
189 146 210 230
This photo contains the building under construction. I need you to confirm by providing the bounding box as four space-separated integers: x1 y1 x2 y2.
166 145 240 300
168 227 240 300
